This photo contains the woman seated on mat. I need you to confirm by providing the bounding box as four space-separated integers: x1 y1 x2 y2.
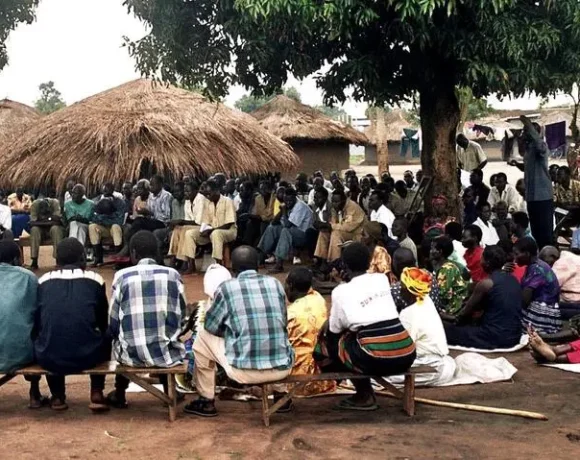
314 242 416 411
390 266 456 387
514 237 562 335
429 235 469 316
443 245 523 350
529 325 580 365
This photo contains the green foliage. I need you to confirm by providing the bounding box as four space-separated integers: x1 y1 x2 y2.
124 0 580 107
314 104 347 120
0 0 39 71
34 81 66 115
234 86 301 113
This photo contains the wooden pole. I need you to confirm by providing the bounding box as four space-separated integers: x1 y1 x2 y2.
375 107 389 176
377 391 548 421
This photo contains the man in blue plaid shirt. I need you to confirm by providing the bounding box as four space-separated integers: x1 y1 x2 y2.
184 246 294 417
106 231 186 408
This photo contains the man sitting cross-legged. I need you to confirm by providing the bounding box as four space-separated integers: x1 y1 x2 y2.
184 246 294 417
34 238 111 411
0 241 47 409
314 242 416 411
259 187 313 273
314 190 366 270
106 231 186 408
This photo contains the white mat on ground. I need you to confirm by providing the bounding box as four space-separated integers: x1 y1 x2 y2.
448 334 528 353
385 352 517 388
541 363 580 373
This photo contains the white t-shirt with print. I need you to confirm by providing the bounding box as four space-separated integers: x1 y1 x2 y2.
329 273 399 334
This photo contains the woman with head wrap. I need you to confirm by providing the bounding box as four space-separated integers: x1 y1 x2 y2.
389 267 456 387
423 195 456 239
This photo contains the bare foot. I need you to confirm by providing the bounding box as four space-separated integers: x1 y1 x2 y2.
528 326 557 362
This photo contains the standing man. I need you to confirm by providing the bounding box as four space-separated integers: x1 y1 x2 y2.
509 115 554 249
259 188 313 273
64 184 94 246
314 190 366 266
457 134 487 172
184 246 293 417
29 197 65 270
106 231 186 408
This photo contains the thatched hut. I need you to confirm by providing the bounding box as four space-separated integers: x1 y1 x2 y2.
0 99 42 148
364 109 420 165
251 95 367 176
0 80 299 191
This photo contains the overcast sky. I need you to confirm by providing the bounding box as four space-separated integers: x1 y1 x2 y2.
0 0 571 116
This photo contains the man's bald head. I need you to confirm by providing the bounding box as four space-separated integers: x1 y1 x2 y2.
392 247 417 279
231 245 259 274
539 246 560 267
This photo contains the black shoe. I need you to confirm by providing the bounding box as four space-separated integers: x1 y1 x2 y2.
183 397 218 417
105 390 128 409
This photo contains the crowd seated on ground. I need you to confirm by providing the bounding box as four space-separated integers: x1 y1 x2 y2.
3 139 580 417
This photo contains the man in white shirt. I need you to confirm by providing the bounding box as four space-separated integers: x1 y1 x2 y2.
307 176 326 207
456 134 487 172
0 191 14 240
474 202 499 246
488 172 521 213
368 190 395 237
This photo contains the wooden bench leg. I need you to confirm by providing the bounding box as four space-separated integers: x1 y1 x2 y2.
0 374 16 388
167 374 177 422
261 384 271 427
403 374 415 416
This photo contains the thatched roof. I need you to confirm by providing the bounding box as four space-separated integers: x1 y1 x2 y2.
0 99 42 146
0 80 299 190
365 109 419 144
251 95 367 145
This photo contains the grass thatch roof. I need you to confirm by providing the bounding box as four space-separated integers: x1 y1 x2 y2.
251 95 367 145
0 99 42 146
365 109 418 144
0 80 299 190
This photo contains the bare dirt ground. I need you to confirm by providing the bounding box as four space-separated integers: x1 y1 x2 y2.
2 253 580 459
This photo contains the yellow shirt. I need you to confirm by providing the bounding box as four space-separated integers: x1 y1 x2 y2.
202 195 237 229
287 289 336 396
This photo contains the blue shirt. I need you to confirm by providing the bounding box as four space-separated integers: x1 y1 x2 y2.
109 259 186 367
0 264 38 373
285 200 313 233
204 270 294 370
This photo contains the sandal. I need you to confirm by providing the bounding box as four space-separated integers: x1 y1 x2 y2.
333 397 379 412
105 390 128 409
89 391 111 413
28 396 50 410
50 397 69 411
183 398 218 417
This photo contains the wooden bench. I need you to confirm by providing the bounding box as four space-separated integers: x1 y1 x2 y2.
260 366 435 427
0 361 187 422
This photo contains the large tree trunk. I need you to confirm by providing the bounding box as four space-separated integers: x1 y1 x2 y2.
420 83 461 219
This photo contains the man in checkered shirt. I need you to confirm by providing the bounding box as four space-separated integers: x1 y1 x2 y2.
106 231 186 408
184 246 294 417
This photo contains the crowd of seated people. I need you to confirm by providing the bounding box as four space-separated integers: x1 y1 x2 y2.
3 150 580 418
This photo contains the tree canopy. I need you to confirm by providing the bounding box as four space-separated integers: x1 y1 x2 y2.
0 0 39 71
125 0 580 214
34 81 66 114
234 86 301 113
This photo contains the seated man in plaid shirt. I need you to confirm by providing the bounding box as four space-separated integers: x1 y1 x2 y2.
184 246 294 417
106 231 186 408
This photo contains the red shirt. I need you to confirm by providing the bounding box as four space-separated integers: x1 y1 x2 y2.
511 264 526 283
464 246 486 282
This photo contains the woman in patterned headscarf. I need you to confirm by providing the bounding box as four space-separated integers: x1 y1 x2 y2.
423 195 456 239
